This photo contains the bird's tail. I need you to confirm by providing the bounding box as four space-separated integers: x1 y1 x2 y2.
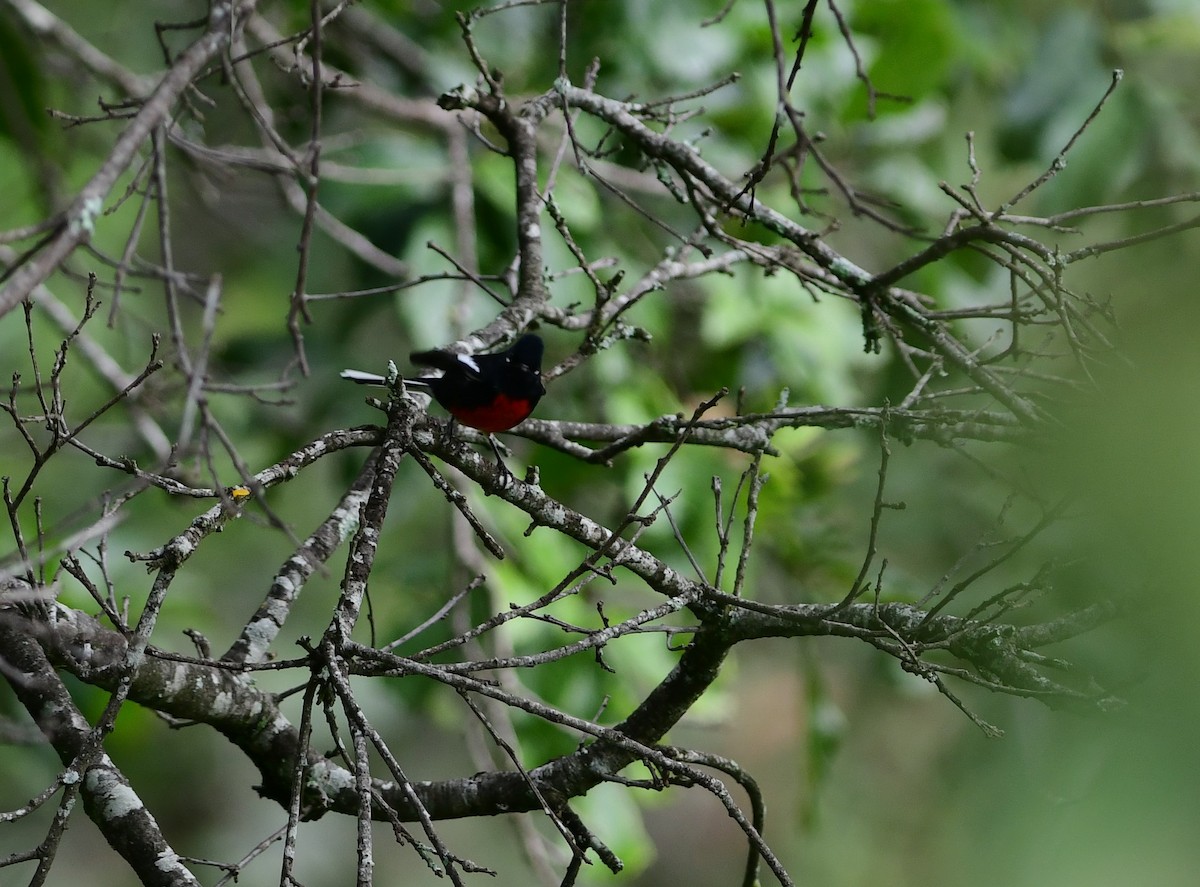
339 369 432 390
409 348 465 373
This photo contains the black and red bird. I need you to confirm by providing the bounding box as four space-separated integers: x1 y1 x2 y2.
341 334 545 469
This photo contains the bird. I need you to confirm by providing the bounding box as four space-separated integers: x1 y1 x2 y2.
341 334 545 477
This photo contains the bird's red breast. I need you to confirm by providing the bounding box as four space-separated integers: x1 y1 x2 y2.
447 393 535 433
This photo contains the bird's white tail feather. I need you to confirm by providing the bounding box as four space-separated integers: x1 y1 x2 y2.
340 369 387 385
340 369 433 389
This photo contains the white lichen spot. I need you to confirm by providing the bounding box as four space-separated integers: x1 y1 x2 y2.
543 502 567 525
67 195 104 238
84 770 144 819
165 666 188 696
155 849 182 872
323 765 356 793
302 759 355 803
244 617 278 647
524 223 541 241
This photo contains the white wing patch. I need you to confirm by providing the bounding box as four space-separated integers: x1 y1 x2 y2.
457 353 481 373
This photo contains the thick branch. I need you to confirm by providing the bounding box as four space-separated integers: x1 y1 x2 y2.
0 617 200 886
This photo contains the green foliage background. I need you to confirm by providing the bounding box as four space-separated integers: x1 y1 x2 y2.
1 0 1199 884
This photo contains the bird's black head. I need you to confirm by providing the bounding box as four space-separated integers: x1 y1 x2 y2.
508 334 544 371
